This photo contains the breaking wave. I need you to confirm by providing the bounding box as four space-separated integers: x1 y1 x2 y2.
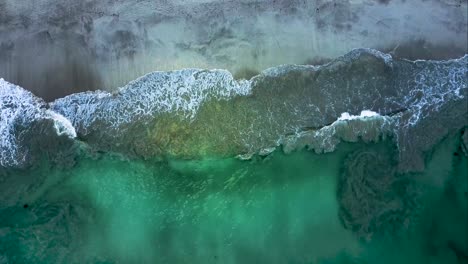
0 80 76 167
1 49 467 171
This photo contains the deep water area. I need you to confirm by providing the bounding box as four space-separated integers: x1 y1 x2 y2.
0 132 466 263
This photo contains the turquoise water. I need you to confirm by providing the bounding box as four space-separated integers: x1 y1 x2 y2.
0 50 467 263
0 132 466 263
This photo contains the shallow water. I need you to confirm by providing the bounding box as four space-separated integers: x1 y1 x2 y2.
0 132 466 263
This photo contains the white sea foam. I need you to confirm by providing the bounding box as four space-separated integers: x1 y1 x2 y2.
281 111 396 155
402 57 467 127
45 110 77 138
348 48 393 65
338 110 379 121
0 79 77 167
261 64 317 78
260 49 393 78
0 79 44 167
51 69 252 134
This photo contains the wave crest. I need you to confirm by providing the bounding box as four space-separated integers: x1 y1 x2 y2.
1 49 467 171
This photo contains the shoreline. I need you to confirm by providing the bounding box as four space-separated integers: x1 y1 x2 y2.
0 0 466 100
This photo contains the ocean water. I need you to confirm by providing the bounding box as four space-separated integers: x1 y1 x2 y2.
0 50 467 263
0 135 466 263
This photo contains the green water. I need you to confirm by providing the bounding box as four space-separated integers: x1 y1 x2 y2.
0 133 467 263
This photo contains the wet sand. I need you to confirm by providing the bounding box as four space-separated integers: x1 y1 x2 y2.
0 0 466 100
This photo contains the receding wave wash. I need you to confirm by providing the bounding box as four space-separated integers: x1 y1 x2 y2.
0 49 467 263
